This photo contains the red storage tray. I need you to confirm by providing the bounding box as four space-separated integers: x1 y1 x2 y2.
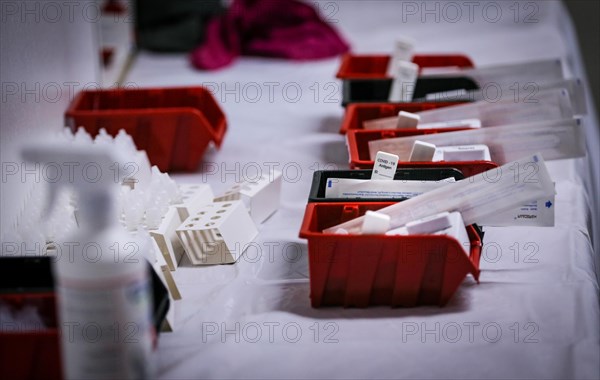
299 202 481 308
346 128 498 177
339 101 465 134
336 54 475 79
65 86 227 172
0 293 62 380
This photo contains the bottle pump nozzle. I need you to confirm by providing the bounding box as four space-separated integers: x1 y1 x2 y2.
21 143 129 231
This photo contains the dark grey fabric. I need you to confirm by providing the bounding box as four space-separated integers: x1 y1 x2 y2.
135 0 224 52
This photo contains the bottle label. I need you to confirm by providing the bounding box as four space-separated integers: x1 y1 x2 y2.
57 272 154 379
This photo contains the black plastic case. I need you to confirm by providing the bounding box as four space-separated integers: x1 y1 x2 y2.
308 168 464 203
341 76 479 106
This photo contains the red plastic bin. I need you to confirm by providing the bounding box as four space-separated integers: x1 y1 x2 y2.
339 101 465 134
0 293 62 380
0 257 169 380
65 86 227 172
336 54 477 105
336 54 475 79
299 202 481 308
346 128 498 177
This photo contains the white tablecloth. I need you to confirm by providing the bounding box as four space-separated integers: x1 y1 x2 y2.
126 1 599 378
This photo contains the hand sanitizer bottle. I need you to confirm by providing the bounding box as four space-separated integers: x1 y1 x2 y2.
22 143 154 380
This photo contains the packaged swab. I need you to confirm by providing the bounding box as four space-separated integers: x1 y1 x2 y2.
419 58 564 87
364 116 481 131
364 88 574 130
368 118 585 165
434 79 587 116
323 153 555 234
418 88 574 126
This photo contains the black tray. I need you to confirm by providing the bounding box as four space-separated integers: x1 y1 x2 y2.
308 168 464 203
341 76 479 106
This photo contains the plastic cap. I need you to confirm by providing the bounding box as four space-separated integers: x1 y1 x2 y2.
361 211 391 234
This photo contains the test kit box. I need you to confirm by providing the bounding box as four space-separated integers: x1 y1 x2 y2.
336 54 477 106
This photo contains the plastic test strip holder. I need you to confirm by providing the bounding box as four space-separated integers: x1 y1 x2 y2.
175 184 214 220
147 236 180 332
176 201 258 265
148 207 186 271
213 171 282 224
147 184 213 271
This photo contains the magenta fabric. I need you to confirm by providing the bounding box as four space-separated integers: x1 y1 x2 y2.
191 0 350 70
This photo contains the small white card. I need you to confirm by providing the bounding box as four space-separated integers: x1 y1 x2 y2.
388 61 419 102
386 36 415 76
371 151 399 180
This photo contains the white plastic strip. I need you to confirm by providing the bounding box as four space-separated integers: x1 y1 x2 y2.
368 118 585 165
323 153 555 234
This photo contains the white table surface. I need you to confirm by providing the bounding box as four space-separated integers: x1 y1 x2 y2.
125 1 600 378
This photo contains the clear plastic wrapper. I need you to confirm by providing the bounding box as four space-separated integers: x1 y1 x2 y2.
324 154 556 234
368 118 585 165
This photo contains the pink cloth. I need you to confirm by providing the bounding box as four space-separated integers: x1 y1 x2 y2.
191 0 350 70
